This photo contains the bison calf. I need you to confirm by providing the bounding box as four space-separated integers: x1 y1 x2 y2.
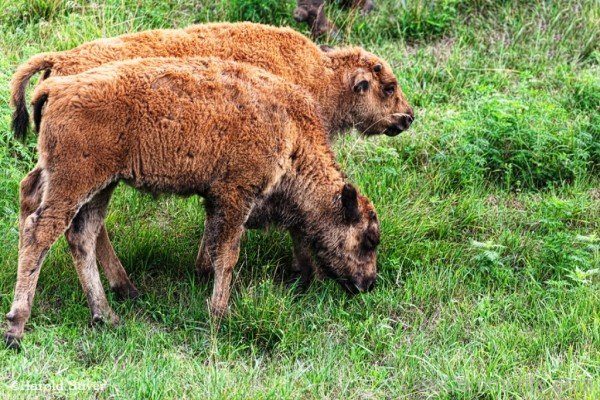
12 22 413 141
4 57 380 348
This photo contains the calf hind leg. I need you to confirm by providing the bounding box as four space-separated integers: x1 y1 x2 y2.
18 167 44 244
65 185 119 326
96 226 140 300
5 179 97 348
19 168 139 300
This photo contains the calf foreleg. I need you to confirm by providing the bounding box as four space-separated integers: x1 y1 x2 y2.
6 175 98 348
196 211 319 287
290 229 316 287
95 226 139 300
194 219 213 280
203 201 249 317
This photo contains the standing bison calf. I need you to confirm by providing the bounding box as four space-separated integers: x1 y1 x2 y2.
11 22 411 300
4 57 380 348
12 22 413 141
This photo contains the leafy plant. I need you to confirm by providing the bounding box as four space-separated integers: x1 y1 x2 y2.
438 95 593 189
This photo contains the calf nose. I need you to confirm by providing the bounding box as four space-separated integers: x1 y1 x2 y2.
366 279 376 292
358 275 377 293
386 111 415 136
397 113 414 131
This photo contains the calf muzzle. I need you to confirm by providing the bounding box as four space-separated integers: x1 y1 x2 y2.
338 274 376 294
386 112 414 136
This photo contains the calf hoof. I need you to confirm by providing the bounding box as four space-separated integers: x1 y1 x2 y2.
4 333 21 350
287 270 313 291
195 267 214 282
91 312 120 327
91 314 104 326
208 303 228 319
113 284 140 301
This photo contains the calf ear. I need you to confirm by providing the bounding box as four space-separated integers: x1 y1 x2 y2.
341 184 360 223
364 226 380 249
361 210 380 251
352 69 370 94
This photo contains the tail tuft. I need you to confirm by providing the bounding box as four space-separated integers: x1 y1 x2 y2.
11 102 30 141
10 53 55 141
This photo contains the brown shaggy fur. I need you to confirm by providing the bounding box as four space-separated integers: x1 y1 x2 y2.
4 57 380 348
11 22 411 300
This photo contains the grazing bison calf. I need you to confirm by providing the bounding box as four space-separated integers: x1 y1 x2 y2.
4 57 380 348
11 22 411 300
294 0 374 39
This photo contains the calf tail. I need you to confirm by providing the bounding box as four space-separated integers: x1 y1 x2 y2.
31 87 50 134
10 53 55 141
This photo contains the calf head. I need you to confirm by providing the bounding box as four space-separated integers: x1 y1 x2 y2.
311 184 380 294
331 49 414 136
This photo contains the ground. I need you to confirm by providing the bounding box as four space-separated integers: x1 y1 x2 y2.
0 0 599 398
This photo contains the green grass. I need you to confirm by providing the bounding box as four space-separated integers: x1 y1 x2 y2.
0 0 599 398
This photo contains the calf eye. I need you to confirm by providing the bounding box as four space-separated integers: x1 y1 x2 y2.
384 84 396 96
362 230 380 252
369 210 377 221
373 64 382 73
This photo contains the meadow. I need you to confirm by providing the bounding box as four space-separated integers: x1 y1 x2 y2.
0 0 598 398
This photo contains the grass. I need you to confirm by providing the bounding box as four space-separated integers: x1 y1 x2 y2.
0 0 599 398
